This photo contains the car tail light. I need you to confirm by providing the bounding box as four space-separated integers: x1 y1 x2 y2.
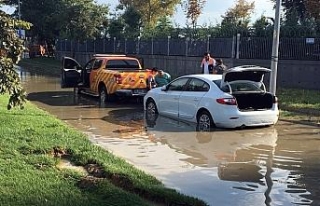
273 96 278 103
114 74 122 84
216 98 237 105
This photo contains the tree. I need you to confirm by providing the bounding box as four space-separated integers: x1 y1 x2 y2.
219 0 255 36
252 15 273 37
107 18 125 39
122 6 142 38
119 0 180 27
153 16 175 38
58 0 109 42
7 0 109 43
0 10 30 109
182 0 206 32
305 0 320 20
7 0 64 44
274 0 307 22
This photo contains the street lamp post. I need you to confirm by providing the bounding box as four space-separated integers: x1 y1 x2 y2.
269 0 282 95
18 0 21 38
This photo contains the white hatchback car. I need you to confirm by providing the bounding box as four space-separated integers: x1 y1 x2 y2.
143 65 279 129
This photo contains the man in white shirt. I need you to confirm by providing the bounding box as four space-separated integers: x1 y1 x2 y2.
200 52 216 74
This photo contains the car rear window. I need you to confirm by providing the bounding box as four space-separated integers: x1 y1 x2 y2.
106 60 140 70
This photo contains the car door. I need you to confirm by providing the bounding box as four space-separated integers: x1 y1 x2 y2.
61 57 82 88
88 59 103 92
178 78 209 119
157 77 189 118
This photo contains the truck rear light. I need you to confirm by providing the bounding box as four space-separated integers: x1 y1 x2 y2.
114 74 122 84
216 98 237 105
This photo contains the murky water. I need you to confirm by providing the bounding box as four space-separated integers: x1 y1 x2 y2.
19 67 320 206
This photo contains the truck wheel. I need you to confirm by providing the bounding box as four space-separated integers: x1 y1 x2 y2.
99 86 107 102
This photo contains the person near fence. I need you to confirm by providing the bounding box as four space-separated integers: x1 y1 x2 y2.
213 58 227 74
147 67 158 90
200 52 216 74
154 68 171 87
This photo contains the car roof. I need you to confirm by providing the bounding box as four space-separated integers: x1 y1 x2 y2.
179 74 222 81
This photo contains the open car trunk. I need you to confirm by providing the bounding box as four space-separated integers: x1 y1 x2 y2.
220 65 275 111
232 92 274 111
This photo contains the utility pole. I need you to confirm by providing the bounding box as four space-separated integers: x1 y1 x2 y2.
18 0 21 38
269 0 282 95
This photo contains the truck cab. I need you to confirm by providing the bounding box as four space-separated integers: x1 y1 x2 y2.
61 54 151 102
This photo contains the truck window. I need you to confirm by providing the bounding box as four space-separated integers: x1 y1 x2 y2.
93 59 103 70
106 60 140 70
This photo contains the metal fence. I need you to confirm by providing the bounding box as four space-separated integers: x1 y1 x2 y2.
56 36 320 61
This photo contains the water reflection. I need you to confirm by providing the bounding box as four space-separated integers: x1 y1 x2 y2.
143 113 320 206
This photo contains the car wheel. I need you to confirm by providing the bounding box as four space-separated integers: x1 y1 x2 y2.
197 110 214 131
99 86 107 102
146 99 158 114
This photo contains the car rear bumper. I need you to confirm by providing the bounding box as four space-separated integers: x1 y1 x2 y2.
115 89 148 97
214 109 279 128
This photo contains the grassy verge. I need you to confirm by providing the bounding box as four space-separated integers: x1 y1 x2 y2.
0 94 207 206
277 88 320 124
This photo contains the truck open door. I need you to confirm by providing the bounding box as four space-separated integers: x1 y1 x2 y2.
61 57 82 88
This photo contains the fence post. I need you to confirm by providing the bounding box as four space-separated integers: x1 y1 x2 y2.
125 38 127 54
137 36 140 54
93 38 96 53
231 35 236 58
207 34 211 52
185 37 189 56
113 37 116 53
64 39 67 52
236 33 240 59
85 40 88 53
167 35 171 56
70 40 73 56
103 38 105 53
151 37 154 55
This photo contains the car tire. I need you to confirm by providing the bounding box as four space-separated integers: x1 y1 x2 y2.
146 99 158 114
197 110 214 131
99 86 107 102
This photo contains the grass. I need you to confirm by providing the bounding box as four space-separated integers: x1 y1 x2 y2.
0 94 207 206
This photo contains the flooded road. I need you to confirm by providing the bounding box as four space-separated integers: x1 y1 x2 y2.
19 68 320 206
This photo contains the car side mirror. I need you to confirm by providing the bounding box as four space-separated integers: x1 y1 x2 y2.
161 85 167 91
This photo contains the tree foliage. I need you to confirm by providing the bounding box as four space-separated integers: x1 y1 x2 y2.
276 0 307 22
6 0 108 43
182 0 206 30
218 0 255 36
221 0 255 27
118 0 180 27
58 0 108 42
0 10 30 109
305 0 320 20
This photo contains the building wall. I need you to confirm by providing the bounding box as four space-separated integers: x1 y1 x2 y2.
56 51 320 90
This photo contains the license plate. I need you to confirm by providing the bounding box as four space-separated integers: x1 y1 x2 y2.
133 89 146 94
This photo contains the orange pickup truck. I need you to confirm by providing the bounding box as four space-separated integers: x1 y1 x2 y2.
61 54 151 102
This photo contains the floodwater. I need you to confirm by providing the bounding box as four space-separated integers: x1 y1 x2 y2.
19 68 320 206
